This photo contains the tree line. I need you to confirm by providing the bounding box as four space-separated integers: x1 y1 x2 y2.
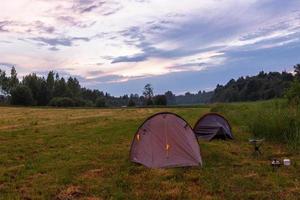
211 64 300 103
1 64 300 106
0 68 210 107
0 68 103 106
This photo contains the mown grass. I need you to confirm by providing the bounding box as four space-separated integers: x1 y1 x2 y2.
0 105 300 199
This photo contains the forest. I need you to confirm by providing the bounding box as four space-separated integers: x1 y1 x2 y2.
0 68 211 107
211 70 295 102
0 64 300 106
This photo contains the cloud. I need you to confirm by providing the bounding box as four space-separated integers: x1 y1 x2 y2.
0 20 57 35
56 16 96 28
0 40 12 44
81 5 99 13
111 36 226 64
109 1 300 71
1 0 300 95
0 21 11 32
102 6 123 16
165 63 206 73
0 62 16 67
30 36 91 47
32 21 55 34
72 0 106 13
49 47 60 51
70 0 122 16
84 74 150 84
111 54 147 63
86 69 105 76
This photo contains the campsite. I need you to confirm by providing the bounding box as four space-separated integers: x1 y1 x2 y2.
1 100 300 199
1 1 300 199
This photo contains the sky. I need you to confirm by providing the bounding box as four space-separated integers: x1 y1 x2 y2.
1 0 300 96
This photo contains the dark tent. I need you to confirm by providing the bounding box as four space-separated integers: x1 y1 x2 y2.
193 113 233 141
130 112 202 168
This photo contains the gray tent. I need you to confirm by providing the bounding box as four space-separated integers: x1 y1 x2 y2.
130 112 202 168
194 113 233 141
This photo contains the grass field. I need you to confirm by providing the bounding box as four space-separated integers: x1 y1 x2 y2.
0 105 300 199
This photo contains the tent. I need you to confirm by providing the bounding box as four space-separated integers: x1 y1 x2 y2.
130 112 202 168
193 113 233 141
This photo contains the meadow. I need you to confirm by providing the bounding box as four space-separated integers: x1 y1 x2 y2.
0 102 300 199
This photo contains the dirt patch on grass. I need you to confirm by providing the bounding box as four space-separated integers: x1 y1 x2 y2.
82 169 105 179
0 124 22 130
0 182 5 191
57 185 83 200
161 182 183 199
80 197 103 200
244 172 258 178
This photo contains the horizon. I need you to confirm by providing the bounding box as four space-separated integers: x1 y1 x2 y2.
0 66 296 96
1 0 300 96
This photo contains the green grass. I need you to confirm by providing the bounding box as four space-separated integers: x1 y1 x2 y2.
211 99 300 151
0 105 300 199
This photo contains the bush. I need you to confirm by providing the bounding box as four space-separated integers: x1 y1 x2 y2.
146 98 153 106
127 99 136 107
0 95 9 105
83 100 94 107
11 85 34 106
72 98 86 107
286 80 300 105
73 98 94 107
95 97 106 107
49 97 75 107
154 95 167 105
